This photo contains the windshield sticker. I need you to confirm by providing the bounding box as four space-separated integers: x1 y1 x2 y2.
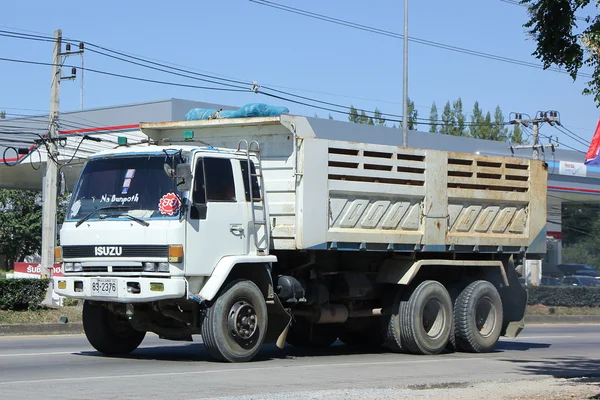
125 169 136 179
100 193 140 204
121 187 129 195
158 193 180 216
122 178 132 188
70 200 81 217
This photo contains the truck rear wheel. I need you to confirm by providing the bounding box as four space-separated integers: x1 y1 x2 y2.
385 280 452 355
82 301 146 355
454 280 503 353
286 318 338 348
201 280 268 362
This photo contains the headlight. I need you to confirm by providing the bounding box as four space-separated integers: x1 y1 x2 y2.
143 262 157 272
73 263 83 272
157 262 169 272
64 262 74 272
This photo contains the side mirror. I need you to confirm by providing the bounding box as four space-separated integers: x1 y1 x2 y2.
193 203 207 220
176 164 192 192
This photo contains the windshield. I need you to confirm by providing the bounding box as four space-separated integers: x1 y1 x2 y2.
67 154 182 221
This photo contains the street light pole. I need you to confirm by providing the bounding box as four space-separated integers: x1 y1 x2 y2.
402 0 409 147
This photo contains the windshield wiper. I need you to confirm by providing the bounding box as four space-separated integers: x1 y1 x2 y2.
100 212 150 227
75 205 130 228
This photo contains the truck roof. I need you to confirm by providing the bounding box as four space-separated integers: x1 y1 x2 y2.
89 143 239 159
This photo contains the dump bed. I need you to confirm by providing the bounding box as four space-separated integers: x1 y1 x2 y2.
141 115 547 255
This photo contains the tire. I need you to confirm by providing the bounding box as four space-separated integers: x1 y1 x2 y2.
454 280 503 353
201 280 268 362
385 280 453 355
286 318 338 348
82 301 146 356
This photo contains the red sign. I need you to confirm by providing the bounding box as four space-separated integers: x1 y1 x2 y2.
158 193 180 216
13 262 63 277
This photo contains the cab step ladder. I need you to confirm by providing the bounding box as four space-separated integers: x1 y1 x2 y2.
237 140 270 254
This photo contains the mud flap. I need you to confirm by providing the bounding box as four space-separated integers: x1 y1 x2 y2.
264 294 292 348
500 256 528 337
504 319 525 338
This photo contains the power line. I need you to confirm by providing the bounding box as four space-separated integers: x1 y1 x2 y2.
500 0 588 22
0 56 250 93
0 28 418 111
249 0 592 79
557 124 591 146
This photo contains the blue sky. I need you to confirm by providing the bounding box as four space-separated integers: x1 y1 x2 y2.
1 0 598 152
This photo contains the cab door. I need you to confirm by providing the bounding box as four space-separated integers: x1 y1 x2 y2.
185 155 246 277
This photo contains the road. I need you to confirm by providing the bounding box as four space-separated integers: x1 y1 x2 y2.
1 325 599 400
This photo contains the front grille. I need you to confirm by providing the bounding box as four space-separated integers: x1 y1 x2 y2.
80 266 148 273
81 266 108 273
63 245 168 258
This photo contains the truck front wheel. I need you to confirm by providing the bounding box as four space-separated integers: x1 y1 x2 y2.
82 301 146 355
201 280 268 362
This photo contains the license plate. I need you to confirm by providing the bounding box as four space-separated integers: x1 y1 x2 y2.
91 278 118 296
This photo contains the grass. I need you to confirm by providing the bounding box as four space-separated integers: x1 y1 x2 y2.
0 305 82 325
526 304 600 316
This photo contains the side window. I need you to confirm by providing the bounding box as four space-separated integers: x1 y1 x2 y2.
240 160 261 201
562 277 577 286
205 158 236 202
192 159 206 204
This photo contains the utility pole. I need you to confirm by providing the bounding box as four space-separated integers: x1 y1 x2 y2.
40 29 62 291
509 110 559 160
508 110 560 287
401 0 409 147
40 30 82 305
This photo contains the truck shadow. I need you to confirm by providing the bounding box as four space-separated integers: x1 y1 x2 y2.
75 341 392 363
76 339 545 363
494 340 552 351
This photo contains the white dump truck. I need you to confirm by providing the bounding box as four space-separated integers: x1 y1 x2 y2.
54 114 547 362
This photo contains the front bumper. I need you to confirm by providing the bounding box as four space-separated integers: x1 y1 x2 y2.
53 276 187 302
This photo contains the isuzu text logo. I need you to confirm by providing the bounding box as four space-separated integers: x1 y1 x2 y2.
94 246 123 256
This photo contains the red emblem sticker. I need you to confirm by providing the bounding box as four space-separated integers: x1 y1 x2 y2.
158 193 180 216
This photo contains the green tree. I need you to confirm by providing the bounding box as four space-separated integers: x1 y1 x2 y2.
358 110 369 124
469 101 485 139
429 102 438 133
368 117 374 125
349 105 359 123
0 190 42 270
522 1 600 105
328 114 334 120
479 111 493 140
406 97 418 130
0 110 5 119
490 106 508 141
440 101 454 135
452 98 466 136
374 108 386 126
510 123 527 145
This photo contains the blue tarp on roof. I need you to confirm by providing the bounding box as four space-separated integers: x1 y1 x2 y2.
185 103 289 121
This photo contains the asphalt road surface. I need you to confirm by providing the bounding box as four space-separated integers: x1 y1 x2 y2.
1 324 599 400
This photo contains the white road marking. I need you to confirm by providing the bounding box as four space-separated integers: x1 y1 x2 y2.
0 357 483 385
506 335 576 340
0 351 77 358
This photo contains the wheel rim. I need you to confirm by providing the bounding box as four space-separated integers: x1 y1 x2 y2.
228 300 259 347
422 297 446 339
475 296 497 337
